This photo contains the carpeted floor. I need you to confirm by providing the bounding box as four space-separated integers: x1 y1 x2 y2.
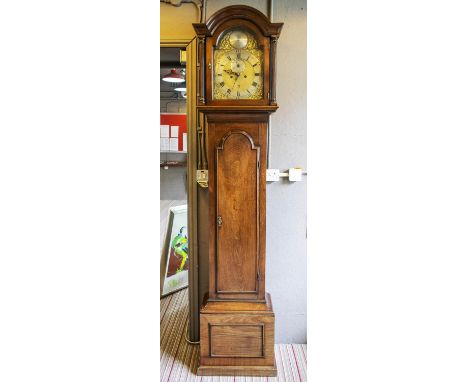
160 288 307 381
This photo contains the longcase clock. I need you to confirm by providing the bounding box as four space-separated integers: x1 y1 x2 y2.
193 6 282 377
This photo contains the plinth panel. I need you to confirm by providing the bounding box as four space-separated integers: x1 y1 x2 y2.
198 295 276 376
210 324 264 357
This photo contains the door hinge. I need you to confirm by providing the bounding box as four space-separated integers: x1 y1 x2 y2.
256 271 260 281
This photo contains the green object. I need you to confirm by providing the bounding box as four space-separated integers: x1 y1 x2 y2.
171 227 188 273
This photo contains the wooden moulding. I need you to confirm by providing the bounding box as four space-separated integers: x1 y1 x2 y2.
202 292 274 314
193 5 283 39
198 105 279 113
197 363 277 377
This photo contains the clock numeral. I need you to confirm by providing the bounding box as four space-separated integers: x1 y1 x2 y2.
217 74 222 76
255 73 260 76
237 91 240 97
220 82 225 87
226 88 231 94
252 81 258 87
237 52 241 59
252 63 258 67
227 56 232 61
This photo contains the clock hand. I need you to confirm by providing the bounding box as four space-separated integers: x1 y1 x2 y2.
231 73 240 91
224 68 240 77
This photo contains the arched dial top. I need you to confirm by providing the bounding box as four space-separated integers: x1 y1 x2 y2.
193 5 282 107
213 28 263 100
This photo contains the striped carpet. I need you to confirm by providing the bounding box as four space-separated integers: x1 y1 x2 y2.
160 288 307 381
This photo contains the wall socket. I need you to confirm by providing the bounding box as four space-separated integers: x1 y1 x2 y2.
289 167 303 181
266 169 280 182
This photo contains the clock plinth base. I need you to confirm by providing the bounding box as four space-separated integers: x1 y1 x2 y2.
197 293 276 377
197 363 277 377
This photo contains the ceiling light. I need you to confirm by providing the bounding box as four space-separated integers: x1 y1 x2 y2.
162 69 184 83
174 87 186 92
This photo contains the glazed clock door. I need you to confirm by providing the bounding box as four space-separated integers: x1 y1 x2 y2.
213 28 264 101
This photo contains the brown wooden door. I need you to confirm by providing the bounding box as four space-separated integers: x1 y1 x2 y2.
206 113 268 302
215 130 259 298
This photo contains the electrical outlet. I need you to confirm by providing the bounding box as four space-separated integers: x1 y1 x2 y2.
289 167 302 181
266 169 280 182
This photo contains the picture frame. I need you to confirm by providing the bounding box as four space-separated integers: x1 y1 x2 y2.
160 205 189 297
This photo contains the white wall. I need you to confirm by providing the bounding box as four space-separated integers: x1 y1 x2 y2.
267 0 307 344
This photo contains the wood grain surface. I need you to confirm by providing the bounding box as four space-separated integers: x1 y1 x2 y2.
210 324 264 357
216 131 259 294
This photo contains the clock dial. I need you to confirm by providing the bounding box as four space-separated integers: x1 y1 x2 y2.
213 29 263 100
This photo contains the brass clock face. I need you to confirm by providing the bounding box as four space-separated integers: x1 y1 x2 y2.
213 29 263 100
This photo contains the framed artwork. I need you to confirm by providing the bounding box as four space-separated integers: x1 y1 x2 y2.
160 205 189 297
